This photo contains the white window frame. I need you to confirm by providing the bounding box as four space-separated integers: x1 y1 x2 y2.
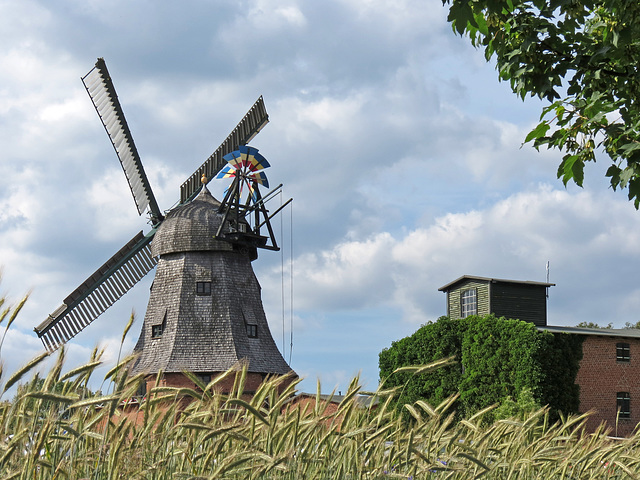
461 288 477 318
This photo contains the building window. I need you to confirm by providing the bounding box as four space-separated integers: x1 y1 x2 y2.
151 324 164 338
247 324 258 338
136 380 147 397
617 392 631 419
196 373 211 385
617 343 631 362
461 288 477 318
196 281 212 296
152 309 167 338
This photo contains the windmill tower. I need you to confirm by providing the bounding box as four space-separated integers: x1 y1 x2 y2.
34 58 295 391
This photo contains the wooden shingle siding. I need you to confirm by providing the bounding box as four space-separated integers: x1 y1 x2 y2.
490 283 547 326
132 187 294 378
447 279 490 319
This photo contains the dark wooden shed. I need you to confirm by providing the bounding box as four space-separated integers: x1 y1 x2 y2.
438 275 554 326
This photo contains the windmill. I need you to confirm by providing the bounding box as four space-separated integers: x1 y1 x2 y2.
34 58 294 386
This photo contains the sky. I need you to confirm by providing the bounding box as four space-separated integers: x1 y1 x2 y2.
2 0 640 395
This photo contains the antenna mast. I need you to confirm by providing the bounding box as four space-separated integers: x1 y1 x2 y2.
546 261 550 298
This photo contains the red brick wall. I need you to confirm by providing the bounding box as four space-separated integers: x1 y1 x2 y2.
284 396 341 417
115 371 296 427
576 336 640 436
144 371 295 394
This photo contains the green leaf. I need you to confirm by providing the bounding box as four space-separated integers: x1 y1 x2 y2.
619 142 640 156
571 156 585 186
447 1 478 36
227 398 270 426
605 164 622 188
524 122 551 144
68 393 121 409
473 11 489 36
557 155 581 186
628 177 640 209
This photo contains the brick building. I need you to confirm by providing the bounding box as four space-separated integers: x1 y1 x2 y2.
440 275 640 435
543 326 640 436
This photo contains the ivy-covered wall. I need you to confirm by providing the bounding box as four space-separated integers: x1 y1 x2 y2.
379 315 583 420
378 316 465 413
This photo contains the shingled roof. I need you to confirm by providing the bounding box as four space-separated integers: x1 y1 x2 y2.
132 186 294 377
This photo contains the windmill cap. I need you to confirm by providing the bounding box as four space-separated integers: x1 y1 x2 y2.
151 186 250 257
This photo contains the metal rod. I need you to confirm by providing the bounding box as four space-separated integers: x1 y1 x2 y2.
257 198 293 230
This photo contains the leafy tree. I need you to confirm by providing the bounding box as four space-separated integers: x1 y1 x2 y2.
576 320 640 329
535 328 583 417
443 0 640 207
576 321 613 329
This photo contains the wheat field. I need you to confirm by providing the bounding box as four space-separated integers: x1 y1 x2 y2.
1 293 639 479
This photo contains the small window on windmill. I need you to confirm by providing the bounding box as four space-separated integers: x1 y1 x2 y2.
152 309 167 339
247 324 258 338
196 281 212 296
151 324 164 338
137 380 147 398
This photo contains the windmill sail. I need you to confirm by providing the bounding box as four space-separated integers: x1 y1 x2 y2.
36 60 273 353
180 96 269 204
35 231 157 351
82 58 163 223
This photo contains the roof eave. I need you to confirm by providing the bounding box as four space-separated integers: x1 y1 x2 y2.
438 275 555 292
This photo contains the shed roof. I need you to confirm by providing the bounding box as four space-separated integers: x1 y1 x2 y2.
539 325 640 338
438 275 555 292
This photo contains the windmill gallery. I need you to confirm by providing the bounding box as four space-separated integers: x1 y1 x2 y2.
34 58 297 396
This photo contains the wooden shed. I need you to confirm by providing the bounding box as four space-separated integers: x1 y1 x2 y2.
438 275 554 326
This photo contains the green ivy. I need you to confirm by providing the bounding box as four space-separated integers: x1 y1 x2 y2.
379 314 583 421
460 315 543 419
379 316 466 416
536 329 583 420
494 388 540 421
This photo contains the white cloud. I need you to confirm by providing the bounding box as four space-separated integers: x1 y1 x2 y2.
278 185 640 326
293 232 396 310
337 0 446 38
86 168 144 242
0 1 52 51
248 0 307 29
